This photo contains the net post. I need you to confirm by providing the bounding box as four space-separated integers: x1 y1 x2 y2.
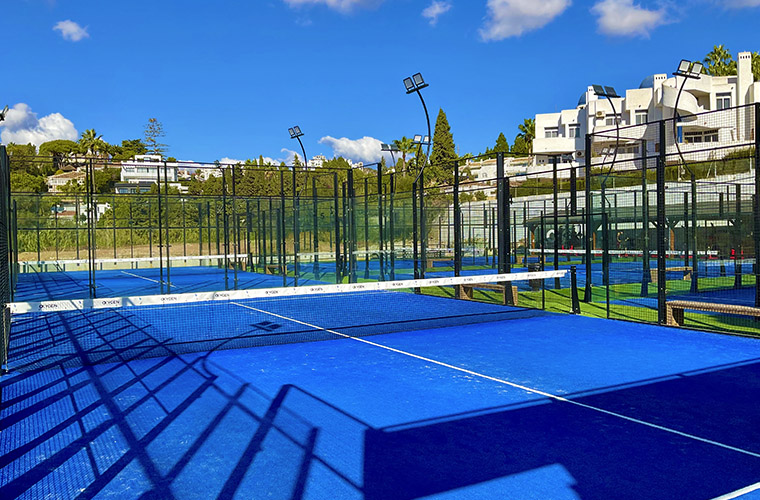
583 134 593 302
570 265 581 314
657 119 667 324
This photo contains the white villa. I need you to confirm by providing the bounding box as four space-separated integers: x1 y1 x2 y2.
120 155 178 184
534 51 759 173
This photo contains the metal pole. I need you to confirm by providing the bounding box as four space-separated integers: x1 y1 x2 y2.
333 173 341 283
755 103 760 307
312 177 319 278
641 140 651 297
377 165 385 281
292 166 299 286
583 134 593 302
657 119 667 324
553 156 560 289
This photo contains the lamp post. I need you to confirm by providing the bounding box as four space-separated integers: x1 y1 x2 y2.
403 74 432 161
289 126 308 286
381 143 400 169
672 60 703 293
584 85 620 301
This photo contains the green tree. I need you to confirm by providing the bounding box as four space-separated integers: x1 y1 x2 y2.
392 136 416 171
511 135 531 155
494 132 509 155
11 171 47 192
6 143 38 173
144 118 168 156
752 52 760 82
517 118 535 153
704 45 737 76
79 129 107 156
111 139 148 160
429 108 458 184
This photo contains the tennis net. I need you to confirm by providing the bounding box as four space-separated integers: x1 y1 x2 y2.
6 270 568 373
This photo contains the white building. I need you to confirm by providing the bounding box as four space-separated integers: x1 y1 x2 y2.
47 171 86 193
534 51 759 173
120 155 179 184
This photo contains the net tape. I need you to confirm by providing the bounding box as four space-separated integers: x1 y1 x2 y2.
9 270 567 314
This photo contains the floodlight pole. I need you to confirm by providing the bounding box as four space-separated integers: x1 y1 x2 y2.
289 127 309 286
672 60 702 293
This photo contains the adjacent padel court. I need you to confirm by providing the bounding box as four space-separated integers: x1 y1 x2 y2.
2 271 760 499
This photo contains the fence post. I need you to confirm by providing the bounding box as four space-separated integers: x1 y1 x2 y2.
454 160 461 298
657 120 667 324
496 153 507 273
583 134 593 302
755 103 760 306
640 140 651 297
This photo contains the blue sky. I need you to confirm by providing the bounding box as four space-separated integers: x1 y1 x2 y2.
2 0 760 165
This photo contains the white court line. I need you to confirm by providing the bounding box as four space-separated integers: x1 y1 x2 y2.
711 482 760 500
231 301 760 460
120 271 178 288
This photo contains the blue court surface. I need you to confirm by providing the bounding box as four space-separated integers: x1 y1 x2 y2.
14 266 322 302
2 294 760 499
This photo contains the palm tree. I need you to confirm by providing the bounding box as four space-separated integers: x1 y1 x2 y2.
517 118 535 153
79 129 105 156
392 136 416 171
704 45 737 76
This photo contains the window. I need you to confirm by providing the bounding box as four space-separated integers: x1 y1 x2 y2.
568 124 581 138
605 114 622 126
635 110 648 125
545 127 559 138
684 130 719 144
716 93 732 110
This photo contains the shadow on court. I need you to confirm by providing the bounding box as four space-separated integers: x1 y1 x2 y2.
363 360 760 500
3 353 760 498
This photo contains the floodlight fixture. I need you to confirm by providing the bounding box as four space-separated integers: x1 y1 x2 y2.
593 85 618 98
403 77 414 93
289 126 304 139
404 72 429 94
381 143 400 152
674 59 703 80
413 134 423 143
0 105 7 122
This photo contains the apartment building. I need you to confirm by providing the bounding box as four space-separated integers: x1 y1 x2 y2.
534 52 759 172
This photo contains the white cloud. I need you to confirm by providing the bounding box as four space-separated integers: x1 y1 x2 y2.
219 157 245 165
0 103 78 146
422 1 452 25
591 0 667 37
280 148 299 165
53 20 89 42
282 0 382 13
319 136 383 162
480 0 570 41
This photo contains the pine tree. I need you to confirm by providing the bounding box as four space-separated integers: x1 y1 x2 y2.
144 118 168 156
494 132 509 154
429 108 457 185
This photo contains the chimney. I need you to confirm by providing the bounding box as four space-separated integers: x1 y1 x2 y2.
737 52 752 106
